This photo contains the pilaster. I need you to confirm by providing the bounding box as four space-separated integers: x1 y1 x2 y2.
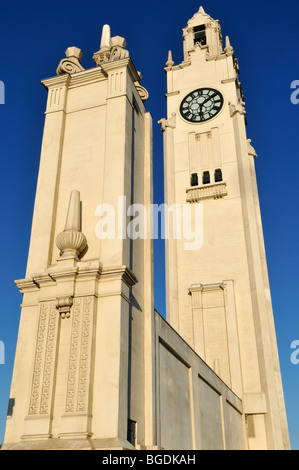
92 266 138 448
26 75 70 277
161 122 179 330
231 105 289 449
142 112 157 447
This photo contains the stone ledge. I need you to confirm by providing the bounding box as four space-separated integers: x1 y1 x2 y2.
243 393 267 415
186 182 228 203
1 437 136 451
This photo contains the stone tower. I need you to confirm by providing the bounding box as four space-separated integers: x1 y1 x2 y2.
2 25 155 450
161 7 289 449
3 8 290 452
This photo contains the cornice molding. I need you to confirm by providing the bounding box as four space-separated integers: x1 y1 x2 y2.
15 278 40 294
101 265 138 287
101 57 140 83
189 282 225 293
41 74 71 90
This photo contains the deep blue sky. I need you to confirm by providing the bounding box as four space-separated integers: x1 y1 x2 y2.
0 0 298 449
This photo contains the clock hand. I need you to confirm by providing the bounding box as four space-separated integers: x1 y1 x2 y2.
201 92 217 106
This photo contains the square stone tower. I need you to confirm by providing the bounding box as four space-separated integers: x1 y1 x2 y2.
161 7 289 450
2 26 155 450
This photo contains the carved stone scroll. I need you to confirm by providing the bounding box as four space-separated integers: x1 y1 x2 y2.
135 83 149 101
56 47 85 75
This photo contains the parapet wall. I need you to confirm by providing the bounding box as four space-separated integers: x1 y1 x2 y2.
154 311 245 450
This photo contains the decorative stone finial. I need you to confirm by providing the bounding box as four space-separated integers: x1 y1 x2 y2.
166 50 174 68
195 6 211 18
93 25 112 65
93 25 129 65
56 190 87 261
224 36 234 55
100 24 111 50
56 47 85 75
64 189 81 231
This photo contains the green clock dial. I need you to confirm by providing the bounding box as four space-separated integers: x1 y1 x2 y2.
180 88 223 123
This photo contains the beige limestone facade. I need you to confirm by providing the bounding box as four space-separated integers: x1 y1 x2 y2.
2 8 290 450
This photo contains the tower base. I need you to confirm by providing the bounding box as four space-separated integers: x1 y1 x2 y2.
1 437 137 451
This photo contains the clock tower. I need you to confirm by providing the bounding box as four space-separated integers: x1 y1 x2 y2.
3 7 290 451
161 7 289 450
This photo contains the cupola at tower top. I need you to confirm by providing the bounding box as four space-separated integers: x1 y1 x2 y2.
182 6 224 60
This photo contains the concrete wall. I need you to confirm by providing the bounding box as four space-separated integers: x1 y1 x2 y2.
154 311 245 450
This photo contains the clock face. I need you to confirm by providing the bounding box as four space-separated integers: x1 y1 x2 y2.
180 88 223 123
